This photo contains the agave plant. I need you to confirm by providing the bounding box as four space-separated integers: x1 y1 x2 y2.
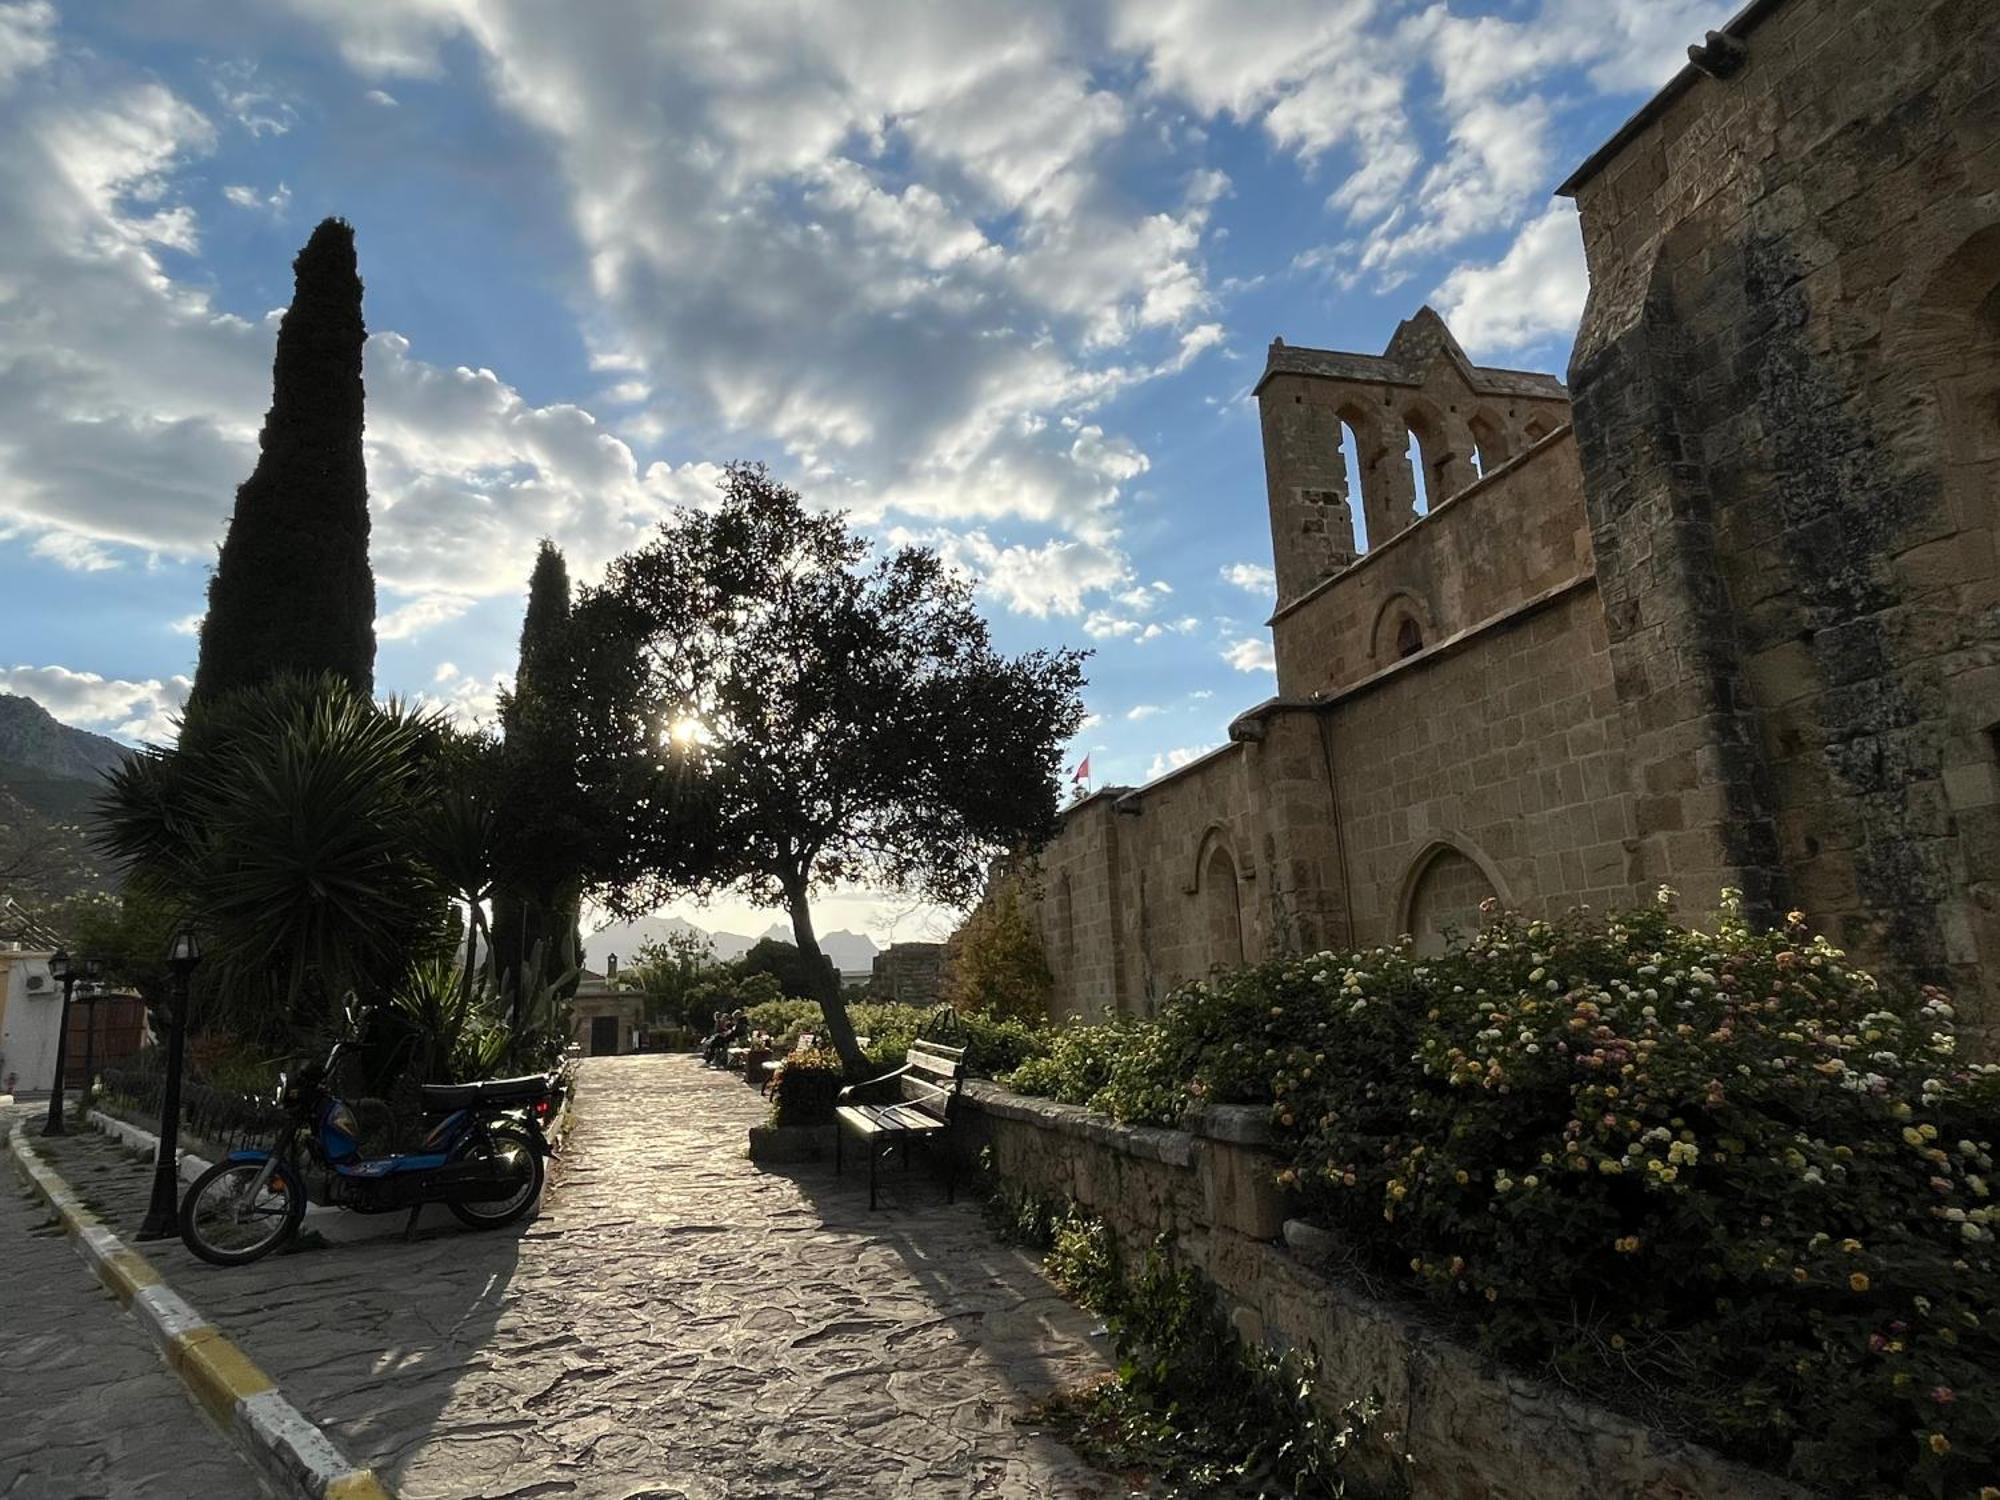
97 674 452 1035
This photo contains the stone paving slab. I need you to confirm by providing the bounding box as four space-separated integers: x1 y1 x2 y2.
43 1056 1125 1499
0 1114 272 1500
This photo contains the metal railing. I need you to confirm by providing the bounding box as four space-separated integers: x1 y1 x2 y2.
97 1063 286 1156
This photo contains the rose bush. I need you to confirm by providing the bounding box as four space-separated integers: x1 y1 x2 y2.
1002 893 2000 1496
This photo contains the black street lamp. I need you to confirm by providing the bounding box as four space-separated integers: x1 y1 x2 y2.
79 957 105 1108
41 948 75 1136
137 928 202 1241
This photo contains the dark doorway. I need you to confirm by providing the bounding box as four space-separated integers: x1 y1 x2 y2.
589 1015 618 1056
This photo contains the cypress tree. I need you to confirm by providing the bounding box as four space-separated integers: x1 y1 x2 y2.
193 218 374 704
492 541 586 1013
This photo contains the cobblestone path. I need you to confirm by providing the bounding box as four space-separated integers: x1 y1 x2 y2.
0 1115 270 1499
38 1057 1121 1499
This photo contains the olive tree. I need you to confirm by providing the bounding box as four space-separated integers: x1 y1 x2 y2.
575 463 1086 1073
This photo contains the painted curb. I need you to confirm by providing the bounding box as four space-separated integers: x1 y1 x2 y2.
3 1123 393 1499
90 1105 214 1185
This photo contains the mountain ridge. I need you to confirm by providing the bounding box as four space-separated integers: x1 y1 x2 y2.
0 693 131 783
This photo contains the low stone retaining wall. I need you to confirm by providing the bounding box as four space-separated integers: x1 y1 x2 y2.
954 1080 1813 1500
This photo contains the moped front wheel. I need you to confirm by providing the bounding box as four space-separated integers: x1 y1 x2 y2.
447 1124 544 1230
180 1158 306 1266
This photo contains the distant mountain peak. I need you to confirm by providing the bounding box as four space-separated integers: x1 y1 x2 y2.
0 693 131 783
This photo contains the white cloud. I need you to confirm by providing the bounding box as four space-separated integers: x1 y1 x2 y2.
0 663 188 743
1223 636 1276 673
30 530 119 571
223 181 292 217
1434 200 1589 357
418 661 508 731
0 1 54 88
376 593 473 641
1116 0 1734 291
1221 561 1275 593
0 49 727 621
275 0 1218 559
1126 704 1162 721
1145 743 1217 779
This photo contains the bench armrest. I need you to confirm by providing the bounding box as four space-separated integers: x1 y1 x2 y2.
836 1061 910 1103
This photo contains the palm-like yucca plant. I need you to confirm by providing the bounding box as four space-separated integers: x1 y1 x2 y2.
415 740 501 1008
98 674 450 1033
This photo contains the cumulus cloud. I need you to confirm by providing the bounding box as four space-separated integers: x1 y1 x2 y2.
375 592 474 642
418 661 508 731
222 181 291 216
1223 636 1276 673
1118 0 1734 291
0 663 188 743
1145 743 1217 779
1221 561 1275 593
0 44 726 621
1434 200 1590 358
267 0 1221 603
1125 704 1162 721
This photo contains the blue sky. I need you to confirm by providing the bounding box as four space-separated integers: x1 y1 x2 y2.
0 0 1730 939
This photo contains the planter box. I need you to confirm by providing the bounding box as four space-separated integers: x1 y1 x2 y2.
954 1081 1810 1500
747 1122 835 1163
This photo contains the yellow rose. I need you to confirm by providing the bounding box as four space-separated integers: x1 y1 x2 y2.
1849 1272 1870 1293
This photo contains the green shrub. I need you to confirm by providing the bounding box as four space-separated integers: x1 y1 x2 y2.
1003 894 2000 1496
769 1046 845 1127
958 1010 1051 1076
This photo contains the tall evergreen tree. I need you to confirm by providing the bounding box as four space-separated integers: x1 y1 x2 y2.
193 218 374 704
492 541 590 1012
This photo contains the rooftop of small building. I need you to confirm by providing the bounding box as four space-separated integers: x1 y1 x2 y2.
1254 305 1569 400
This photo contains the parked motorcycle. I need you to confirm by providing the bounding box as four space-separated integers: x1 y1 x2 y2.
178 1033 557 1267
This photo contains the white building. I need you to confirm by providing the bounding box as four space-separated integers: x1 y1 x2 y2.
0 926 61 1094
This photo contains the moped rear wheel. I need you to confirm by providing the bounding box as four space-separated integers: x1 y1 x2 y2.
180 1159 306 1266
447 1124 544 1230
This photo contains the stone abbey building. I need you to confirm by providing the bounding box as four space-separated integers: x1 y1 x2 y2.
1020 0 1999 1054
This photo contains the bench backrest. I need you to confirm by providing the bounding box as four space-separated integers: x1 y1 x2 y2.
897 1040 966 1123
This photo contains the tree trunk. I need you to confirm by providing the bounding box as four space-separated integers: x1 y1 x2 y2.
462 900 481 1012
783 880 864 1074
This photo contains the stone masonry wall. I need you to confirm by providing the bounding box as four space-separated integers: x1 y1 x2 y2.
1324 582 1643 944
956 1081 1811 1500
1271 426 1594 698
1564 0 2000 1049
1031 708 1351 1020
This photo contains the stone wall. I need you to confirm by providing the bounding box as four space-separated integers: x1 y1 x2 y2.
1033 708 1351 1020
1563 0 2000 1048
1270 427 1593 698
1027 579 1641 1018
1324 581 1643 947
955 1081 1811 1500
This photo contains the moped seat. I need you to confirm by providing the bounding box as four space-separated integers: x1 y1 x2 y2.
419 1074 550 1111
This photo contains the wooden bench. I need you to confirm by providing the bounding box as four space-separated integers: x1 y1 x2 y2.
834 1040 965 1211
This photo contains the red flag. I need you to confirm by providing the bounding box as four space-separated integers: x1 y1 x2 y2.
1072 755 1091 783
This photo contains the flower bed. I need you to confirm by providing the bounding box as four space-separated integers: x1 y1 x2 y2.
1001 893 2000 1497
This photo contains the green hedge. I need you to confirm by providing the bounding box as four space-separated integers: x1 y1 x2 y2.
1001 894 2000 1497
744 998 1048 1079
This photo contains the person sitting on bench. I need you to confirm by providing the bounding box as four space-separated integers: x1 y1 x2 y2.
702 1010 748 1067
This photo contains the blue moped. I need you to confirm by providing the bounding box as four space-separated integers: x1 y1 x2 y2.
178 1033 555 1266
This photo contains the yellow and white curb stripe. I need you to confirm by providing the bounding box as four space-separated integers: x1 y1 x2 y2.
3 1123 392 1499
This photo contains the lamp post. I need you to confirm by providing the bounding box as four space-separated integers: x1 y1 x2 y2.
137 928 201 1241
79 957 105 1108
41 948 75 1136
